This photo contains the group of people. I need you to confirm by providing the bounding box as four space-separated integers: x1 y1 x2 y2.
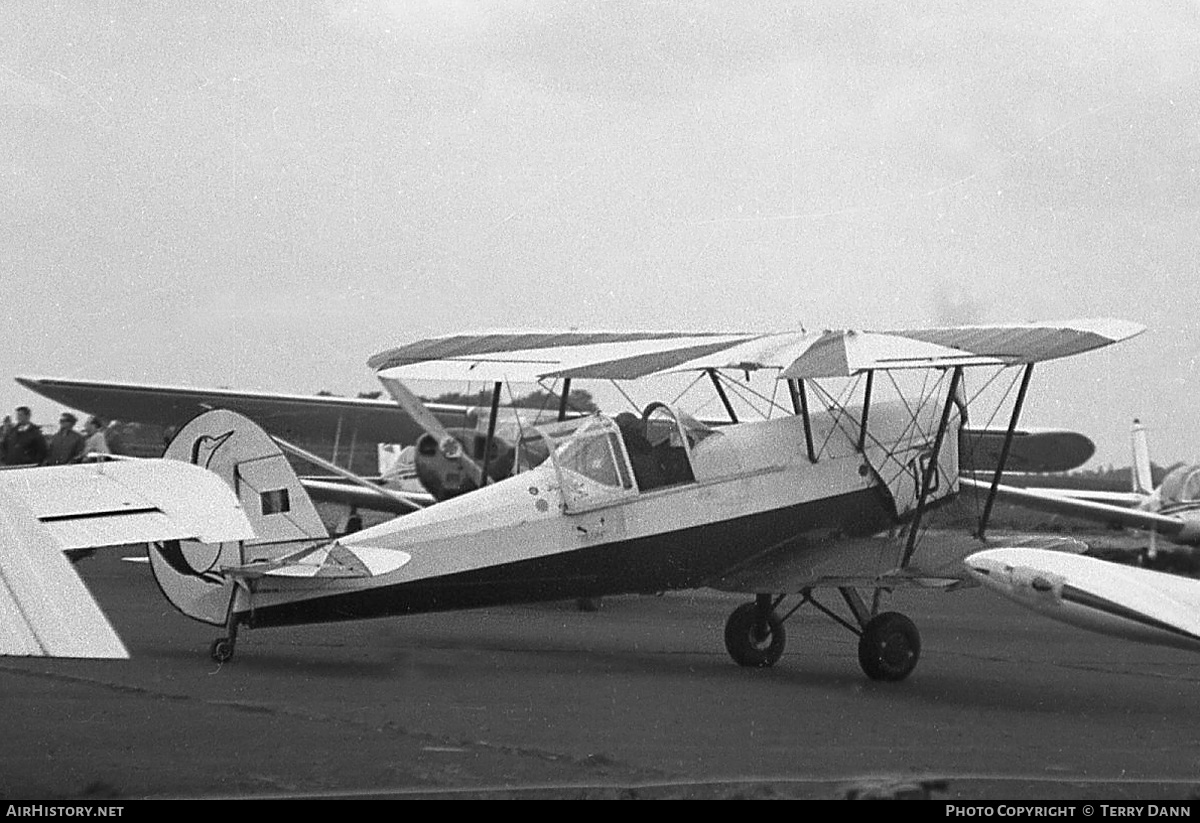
0 406 114 466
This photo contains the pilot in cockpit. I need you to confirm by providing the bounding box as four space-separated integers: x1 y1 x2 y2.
615 412 666 491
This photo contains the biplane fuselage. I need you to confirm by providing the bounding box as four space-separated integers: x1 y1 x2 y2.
7 319 1153 680
235 400 957 628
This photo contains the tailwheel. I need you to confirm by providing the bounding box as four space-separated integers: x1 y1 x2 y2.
724 601 786 668
210 637 235 663
857 611 920 682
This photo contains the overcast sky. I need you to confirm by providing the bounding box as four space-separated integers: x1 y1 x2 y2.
2 1 1197 468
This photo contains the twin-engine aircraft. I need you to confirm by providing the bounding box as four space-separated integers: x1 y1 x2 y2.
4 320 1151 680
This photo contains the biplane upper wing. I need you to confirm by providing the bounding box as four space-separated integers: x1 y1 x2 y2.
368 320 1144 382
15 376 474 445
0 460 254 658
959 476 1189 537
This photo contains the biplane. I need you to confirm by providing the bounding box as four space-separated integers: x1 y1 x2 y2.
101 318 1143 681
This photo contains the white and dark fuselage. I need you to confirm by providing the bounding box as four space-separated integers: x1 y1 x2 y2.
236 402 959 629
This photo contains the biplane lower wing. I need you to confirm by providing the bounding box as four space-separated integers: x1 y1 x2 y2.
706 530 1087 594
0 460 254 658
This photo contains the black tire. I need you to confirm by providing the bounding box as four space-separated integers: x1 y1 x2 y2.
210 637 235 663
724 602 786 668
857 612 920 682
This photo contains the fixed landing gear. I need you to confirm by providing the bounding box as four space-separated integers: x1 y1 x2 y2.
724 600 786 668
211 599 242 663
722 589 921 681
857 611 920 682
210 636 235 663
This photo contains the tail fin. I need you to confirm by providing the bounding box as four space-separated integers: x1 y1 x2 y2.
149 410 329 626
1131 419 1153 495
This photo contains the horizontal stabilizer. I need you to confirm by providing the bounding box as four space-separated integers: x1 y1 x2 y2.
0 486 128 658
224 543 410 580
0 460 255 552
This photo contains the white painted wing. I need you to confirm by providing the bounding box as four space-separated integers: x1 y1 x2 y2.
0 485 128 658
369 320 1143 382
960 477 1187 536
0 460 255 551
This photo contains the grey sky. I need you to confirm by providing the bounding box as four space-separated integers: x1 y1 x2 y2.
2 1 1197 467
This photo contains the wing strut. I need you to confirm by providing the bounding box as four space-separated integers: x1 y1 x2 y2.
480 382 502 486
976 364 1034 539
788 379 817 463
708 369 738 424
901 366 963 568
272 434 425 511
857 370 874 452
557 378 572 422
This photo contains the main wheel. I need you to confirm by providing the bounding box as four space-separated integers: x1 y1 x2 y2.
210 637 235 663
724 602 786 668
857 612 920 681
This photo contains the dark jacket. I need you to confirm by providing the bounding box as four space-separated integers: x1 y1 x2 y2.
45 429 86 465
2 423 48 465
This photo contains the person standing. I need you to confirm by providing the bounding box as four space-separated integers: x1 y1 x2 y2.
2 406 48 466
82 416 112 460
44 412 86 465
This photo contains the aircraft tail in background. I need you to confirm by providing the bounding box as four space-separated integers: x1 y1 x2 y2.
1131 419 1154 496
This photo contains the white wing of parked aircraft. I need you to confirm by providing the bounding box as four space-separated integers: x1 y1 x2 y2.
0 459 255 658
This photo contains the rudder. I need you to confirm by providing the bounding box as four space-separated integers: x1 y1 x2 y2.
149 409 329 625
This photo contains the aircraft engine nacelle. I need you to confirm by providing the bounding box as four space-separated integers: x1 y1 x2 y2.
414 427 515 501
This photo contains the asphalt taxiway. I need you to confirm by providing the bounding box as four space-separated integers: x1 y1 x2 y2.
1 550 1197 800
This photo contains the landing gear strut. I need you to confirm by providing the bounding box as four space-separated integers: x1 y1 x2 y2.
722 588 921 681
210 596 242 663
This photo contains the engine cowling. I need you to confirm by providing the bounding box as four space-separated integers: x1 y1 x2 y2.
413 427 515 501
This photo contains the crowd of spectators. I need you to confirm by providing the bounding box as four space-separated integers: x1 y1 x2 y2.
0 406 119 466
